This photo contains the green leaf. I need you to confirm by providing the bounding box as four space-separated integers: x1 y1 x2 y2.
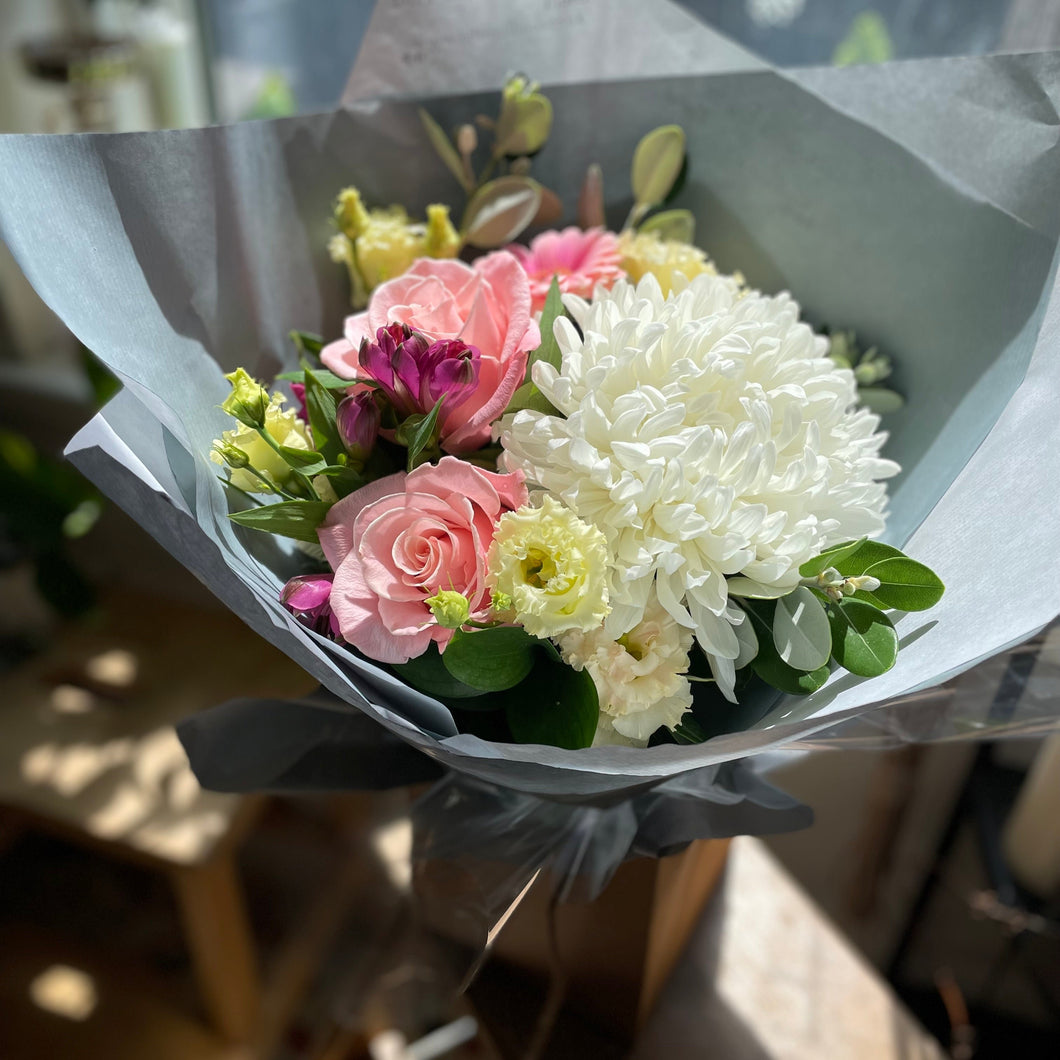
394 645 491 701
504 652 598 750
638 208 695 243
228 499 331 543
631 125 686 208
441 626 540 692
277 445 328 474
463 176 542 248
289 330 324 359
419 107 472 191
394 397 444 471
832 540 905 576
857 387 905 415
303 368 341 463
799 537 868 578
832 11 894 67
527 275 564 378
506 381 560 416
861 556 945 612
826 598 898 677
744 603 831 695
772 587 831 671
276 367 352 391
314 463 365 497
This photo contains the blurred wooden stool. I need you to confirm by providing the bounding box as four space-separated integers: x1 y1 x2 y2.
0 594 317 1058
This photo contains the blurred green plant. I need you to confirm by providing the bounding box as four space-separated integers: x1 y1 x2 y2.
833 12 894 66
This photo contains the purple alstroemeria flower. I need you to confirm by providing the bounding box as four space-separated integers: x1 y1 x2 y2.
358 324 480 419
281 573 342 639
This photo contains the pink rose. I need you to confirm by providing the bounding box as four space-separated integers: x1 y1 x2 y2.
321 253 540 454
317 456 528 664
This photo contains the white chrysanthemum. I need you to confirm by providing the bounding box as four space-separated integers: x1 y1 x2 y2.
499 272 898 684
560 591 693 746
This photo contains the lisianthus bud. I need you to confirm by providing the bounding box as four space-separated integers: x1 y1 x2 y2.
222 368 269 428
281 573 341 638
212 440 250 469
336 390 381 460
425 589 471 630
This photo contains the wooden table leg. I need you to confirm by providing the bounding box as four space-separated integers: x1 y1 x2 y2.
171 853 261 1044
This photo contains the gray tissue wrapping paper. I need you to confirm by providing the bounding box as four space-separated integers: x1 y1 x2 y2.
1 54 1059 801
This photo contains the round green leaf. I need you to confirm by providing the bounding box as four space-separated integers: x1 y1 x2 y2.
394 645 491 702
638 208 695 243
833 540 904 576
857 387 905 415
441 626 538 692
827 599 898 677
504 654 599 749
631 124 686 207
773 587 831 670
744 602 831 696
861 556 945 611
798 537 867 578
463 176 542 248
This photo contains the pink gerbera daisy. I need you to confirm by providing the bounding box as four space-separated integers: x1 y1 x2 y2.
507 226 625 313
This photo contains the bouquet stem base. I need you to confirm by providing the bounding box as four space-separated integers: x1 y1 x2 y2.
490 837 731 1038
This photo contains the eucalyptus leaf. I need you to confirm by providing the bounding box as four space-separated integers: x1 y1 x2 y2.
827 598 898 677
744 602 830 695
394 645 490 701
639 208 695 243
631 124 686 208
442 626 540 692
799 537 868 578
861 556 945 611
228 499 330 543
833 540 905 576
419 107 471 191
858 386 906 414
504 652 598 750
772 586 832 670
463 176 542 248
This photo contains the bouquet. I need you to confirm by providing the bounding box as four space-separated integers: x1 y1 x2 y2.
2 23 1060 877
207 82 943 754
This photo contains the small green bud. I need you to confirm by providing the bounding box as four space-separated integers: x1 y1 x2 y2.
426 589 471 630
213 440 250 469
490 589 513 614
495 75 552 157
221 368 269 429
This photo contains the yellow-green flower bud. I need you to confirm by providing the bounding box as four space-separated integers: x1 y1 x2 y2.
426 589 471 630
495 75 552 157
222 368 269 428
334 187 370 240
424 203 460 259
490 590 513 614
212 440 250 469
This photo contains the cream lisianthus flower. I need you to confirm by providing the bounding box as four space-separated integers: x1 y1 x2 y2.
559 591 693 746
487 494 610 638
618 229 717 294
211 392 313 494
